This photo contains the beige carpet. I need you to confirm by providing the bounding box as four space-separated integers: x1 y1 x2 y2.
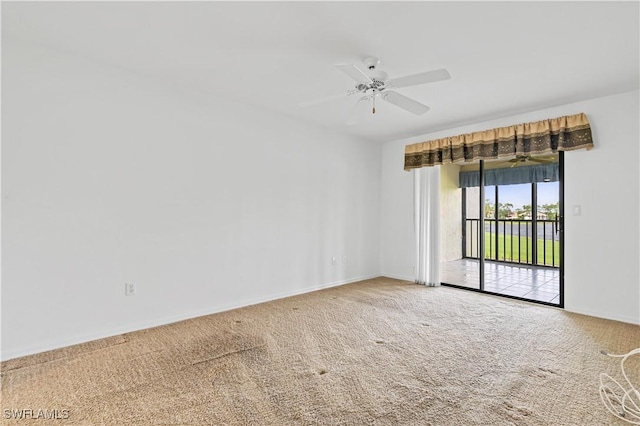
2 277 639 425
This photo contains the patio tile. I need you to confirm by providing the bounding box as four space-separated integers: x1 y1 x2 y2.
537 283 560 291
441 259 560 304
523 290 558 302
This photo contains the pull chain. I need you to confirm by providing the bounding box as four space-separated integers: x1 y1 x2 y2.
372 90 376 114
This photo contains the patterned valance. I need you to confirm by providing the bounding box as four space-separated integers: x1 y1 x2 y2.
404 112 593 170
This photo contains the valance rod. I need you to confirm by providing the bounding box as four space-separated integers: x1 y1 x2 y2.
404 112 594 171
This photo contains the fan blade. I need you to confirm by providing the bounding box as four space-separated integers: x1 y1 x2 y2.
335 63 373 84
381 91 430 115
388 68 451 88
346 96 370 126
299 92 349 108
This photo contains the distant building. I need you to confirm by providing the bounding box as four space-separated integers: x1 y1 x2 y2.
521 212 547 220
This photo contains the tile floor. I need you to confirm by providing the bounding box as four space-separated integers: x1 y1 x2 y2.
440 258 560 304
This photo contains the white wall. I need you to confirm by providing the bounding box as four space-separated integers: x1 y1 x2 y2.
1 38 382 360
381 90 640 325
380 142 415 281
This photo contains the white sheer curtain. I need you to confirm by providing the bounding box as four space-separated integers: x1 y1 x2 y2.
414 167 441 286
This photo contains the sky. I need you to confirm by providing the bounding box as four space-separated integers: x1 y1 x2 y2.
487 182 559 209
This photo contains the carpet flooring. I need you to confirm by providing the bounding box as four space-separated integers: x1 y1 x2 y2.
1 277 638 425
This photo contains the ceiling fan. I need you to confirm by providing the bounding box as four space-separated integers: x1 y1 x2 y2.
508 155 556 168
300 56 451 118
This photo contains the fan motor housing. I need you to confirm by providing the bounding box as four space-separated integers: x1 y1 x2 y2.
355 79 386 94
371 79 385 89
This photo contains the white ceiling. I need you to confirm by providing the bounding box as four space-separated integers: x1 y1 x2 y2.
3 1 639 143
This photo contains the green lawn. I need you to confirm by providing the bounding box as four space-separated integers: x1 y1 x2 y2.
483 232 559 267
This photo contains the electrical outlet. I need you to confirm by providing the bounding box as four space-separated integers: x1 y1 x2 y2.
342 255 347 264
331 256 336 265
125 283 136 296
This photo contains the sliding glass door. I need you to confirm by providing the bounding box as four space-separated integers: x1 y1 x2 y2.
440 154 564 307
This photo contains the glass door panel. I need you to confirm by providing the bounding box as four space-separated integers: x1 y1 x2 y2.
440 163 480 290
536 181 560 268
484 185 497 263
496 183 532 264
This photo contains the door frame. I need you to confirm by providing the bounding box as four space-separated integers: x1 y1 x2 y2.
450 153 564 307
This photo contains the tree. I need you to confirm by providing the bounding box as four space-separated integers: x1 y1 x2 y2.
519 204 532 219
539 203 559 220
484 199 495 218
498 202 514 219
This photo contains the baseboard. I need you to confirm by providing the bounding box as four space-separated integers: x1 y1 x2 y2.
1 274 380 361
380 273 414 282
